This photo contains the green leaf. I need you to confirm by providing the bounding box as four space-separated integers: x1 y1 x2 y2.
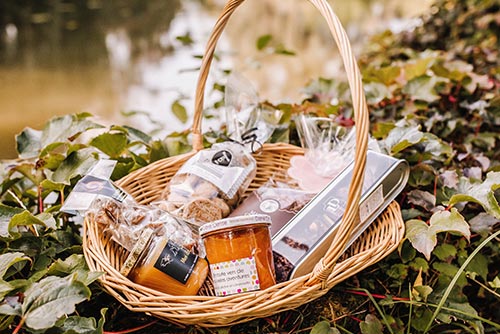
176 32 194 46
59 316 99 334
16 128 42 159
0 252 30 279
47 254 86 276
405 208 470 260
407 190 436 212
310 320 340 334
403 75 448 102
0 280 15 300
465 253 489 281
382 121 425 154
50 148 98 185
9 211 47 237
360 314 383 334
409 257 430 274
433 244 457 261
21 275 90 330
256 34 272 50
0 295 22 316
40 114 103 149
36 212 57 230
40 179 66 194
449 172 500 218
120 125 152 144
413 285 433 302
0 205 25 237
90 132 128 158
364 82 392 104
489 276 500 288
364 65 401 85
404 57 433 81
274 45 296 56
171 100 188 123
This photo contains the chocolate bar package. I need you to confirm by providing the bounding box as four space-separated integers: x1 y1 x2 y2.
272 150 409 282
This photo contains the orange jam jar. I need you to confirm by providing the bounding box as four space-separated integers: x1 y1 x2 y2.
199 215 276 296
120 229 208 295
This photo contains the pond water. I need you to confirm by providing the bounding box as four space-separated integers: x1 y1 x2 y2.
0 0 432 159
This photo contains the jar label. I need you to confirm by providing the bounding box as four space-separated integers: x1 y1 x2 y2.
154 240 198 284
210 256 260 296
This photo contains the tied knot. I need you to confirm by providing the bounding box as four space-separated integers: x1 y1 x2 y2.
221 127 263 154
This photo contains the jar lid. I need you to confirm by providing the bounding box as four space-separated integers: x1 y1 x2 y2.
120 228 154 277
199 214 271 237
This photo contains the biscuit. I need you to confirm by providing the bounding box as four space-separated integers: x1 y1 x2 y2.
182 198 223 224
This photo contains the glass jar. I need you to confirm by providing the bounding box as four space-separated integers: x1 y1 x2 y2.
199 214 276 296
120 229 208 295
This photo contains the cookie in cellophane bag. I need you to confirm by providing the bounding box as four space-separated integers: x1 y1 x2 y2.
156 141 257 226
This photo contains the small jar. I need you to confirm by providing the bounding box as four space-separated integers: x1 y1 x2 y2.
199 215 276 296
121 229 208 295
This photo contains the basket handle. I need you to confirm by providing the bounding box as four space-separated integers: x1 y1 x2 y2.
193 0 370 286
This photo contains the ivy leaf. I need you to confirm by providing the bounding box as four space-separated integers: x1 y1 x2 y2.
274 44 296 56
404 57 434 81
466 252 489 281
364 82 392 104
433 244 457 262
360 314 383 334
310 320 340 334
46 254 102 285
439 170 459 189
0 279 15 301
90 132 128 158
50 148 98 185
47 254 86 276
489 276 500 289
405 208 470 260
0 252 31 279
175 32 194 46
0 205 24 237
403 75 448 102
120 125 152 144
21 275 90 330
449 172 500 219
256 34 273 50
469 213 499 236
9 211 47 237
36 212 57 230
407 190 436 212
382 121 425 154
0 295 22 316
412 269 433 302
59 315 103 334
171 100 188 124
40 114 103 149
16 128 42 159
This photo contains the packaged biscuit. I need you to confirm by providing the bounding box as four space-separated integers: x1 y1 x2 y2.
157 141 257 226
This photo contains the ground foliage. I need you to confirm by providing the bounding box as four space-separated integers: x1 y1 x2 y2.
0 0 499 333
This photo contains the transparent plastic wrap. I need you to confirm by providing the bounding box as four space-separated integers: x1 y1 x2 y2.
156 141 257 225
230 176 314 236
62 160 208 295
288 115 356 192
89 198 198 253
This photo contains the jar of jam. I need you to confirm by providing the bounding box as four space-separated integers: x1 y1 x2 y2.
120 228 208 295
199 215 276 296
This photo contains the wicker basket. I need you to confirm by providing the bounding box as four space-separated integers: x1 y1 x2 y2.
82 0 405 327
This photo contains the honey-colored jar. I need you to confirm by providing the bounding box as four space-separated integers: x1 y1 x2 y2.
121 229 208 295
199 215 276 296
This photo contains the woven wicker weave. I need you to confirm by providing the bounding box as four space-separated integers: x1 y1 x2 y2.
82 0 405 327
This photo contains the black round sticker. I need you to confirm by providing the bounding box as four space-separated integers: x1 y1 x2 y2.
212 150 232 166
